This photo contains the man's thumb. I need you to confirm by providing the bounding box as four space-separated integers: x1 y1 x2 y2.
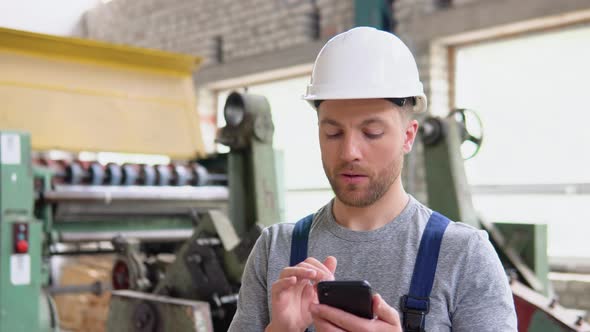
373 294 401 326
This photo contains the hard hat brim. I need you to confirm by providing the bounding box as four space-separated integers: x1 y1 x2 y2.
303 94 427 113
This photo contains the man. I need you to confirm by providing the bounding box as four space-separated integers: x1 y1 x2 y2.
228 27 516 332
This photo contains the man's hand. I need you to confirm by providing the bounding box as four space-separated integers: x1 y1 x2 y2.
266 256 337 332
310 294 402 332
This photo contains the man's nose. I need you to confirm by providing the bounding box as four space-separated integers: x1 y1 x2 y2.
340 133 362 162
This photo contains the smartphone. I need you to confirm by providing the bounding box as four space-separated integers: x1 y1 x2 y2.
317 280 374 319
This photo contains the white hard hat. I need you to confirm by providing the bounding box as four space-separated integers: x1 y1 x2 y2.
304 26 427 113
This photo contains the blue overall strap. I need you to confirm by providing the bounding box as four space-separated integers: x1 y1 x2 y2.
290 214 314 266
401 211 451 332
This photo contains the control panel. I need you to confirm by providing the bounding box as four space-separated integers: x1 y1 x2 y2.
12 223 29 254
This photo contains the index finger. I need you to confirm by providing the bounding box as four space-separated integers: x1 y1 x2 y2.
297 262 334 281
279 266 317 280
301 257 333 279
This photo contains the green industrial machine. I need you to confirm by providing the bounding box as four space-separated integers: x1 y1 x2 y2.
0 27 284 332
0 132 56 331
415 109 589 332
0 24 284 332
105 91 280 331
0 92 279 332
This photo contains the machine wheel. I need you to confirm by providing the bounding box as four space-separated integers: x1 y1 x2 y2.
133 302 159 332
449 108 484 160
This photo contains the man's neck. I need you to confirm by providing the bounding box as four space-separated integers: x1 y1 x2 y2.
332 182 409 231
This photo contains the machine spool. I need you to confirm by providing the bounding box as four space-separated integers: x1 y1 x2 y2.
122 164 140 186
106 163 123 185
140 165 157 186
89 162 105 185
65 161 85 185
191 163 208 186
173 165 190 186
156 165 172 186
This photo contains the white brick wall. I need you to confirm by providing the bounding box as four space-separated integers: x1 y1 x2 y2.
80 0 353 67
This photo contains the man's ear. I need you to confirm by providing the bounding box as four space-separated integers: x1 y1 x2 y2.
403 120 419 154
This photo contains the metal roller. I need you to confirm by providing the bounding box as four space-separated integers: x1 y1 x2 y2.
191 163 208 186
156 165 171 186
140 165 156 186
65 161 85 185
106 163 123 185
122 164 139 186
89 162 105 185
60 229 195 243
44 185 230 202
173 164 190 186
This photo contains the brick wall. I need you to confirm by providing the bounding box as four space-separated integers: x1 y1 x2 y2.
80 0 353 67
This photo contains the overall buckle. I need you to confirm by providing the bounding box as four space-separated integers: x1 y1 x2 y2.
401 295 429 332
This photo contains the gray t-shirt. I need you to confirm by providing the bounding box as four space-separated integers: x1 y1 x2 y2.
228 196 517 331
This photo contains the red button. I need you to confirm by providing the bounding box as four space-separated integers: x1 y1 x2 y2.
16 240 28 253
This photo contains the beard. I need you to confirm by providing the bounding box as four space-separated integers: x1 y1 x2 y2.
324 155 403 208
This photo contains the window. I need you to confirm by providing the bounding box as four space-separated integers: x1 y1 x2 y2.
454 26 590 259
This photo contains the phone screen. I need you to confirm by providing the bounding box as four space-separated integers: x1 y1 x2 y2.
317 280 373 319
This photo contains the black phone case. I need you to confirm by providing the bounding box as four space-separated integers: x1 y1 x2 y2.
317 281 373 319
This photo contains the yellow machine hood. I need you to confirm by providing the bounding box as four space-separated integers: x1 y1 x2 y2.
0 27 206 159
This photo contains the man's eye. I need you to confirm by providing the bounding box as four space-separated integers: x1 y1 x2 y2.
364 132 383 139
326 132 342 138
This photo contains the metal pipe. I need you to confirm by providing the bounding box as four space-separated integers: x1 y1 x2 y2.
47 281 110 296
44 185 229 203
49 248 116 256
471 183 590 195
59 229 195 243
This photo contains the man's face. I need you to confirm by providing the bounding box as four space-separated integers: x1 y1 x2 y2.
318 99 418 207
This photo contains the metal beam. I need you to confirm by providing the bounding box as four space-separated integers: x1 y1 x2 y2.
403 0 590 46
195 40 325 86
471 183 590 195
